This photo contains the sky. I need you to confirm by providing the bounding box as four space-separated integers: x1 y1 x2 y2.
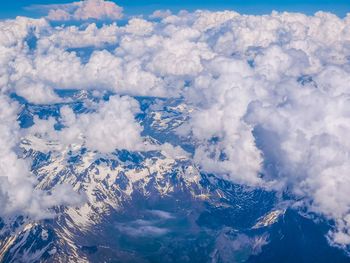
1 0 350 19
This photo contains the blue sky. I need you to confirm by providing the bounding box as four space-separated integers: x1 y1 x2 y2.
1 0 349 19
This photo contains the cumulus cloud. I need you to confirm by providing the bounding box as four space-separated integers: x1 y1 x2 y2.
38 23 120 49
2 6 350 248
27 95 146 153
0 95 84 219
244 73 350 245
61 95 145 152
37 0 124 21
14 78 62 104
149 9 172 19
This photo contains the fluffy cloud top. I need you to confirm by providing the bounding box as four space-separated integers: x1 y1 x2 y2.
0 95 84 219
44 0 123 21
29 95 145 153
2 7 350 247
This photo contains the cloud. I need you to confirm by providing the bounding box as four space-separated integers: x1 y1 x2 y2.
213 232 268 262
38 23 120 49
115 211 173 237
148 210 175 219
149 9 172 19
27 95 146 153
244 70 350 245
0 95 84 219
62 95 144 152
124 18 154 36
37 0 124 21
14 78 62 104
115 221 169 237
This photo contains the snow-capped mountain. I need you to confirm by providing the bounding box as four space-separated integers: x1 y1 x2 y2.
0 91 348 263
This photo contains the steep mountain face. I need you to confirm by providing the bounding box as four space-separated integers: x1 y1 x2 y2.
0 92 348 262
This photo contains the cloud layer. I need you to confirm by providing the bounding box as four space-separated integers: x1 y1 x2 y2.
1 4 350 247
36 0 124 21
29 95 145 153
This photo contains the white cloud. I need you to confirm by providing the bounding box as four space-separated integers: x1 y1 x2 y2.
64 95 144 152
149 9 172 19
124 18 154 36
38 23 120 49
14 78 62 104
0 95 84 219
45 0 123 21
244 71 350 245
28 95 145 153
47 9 72 21
116 220 169 237
192 10 239 31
